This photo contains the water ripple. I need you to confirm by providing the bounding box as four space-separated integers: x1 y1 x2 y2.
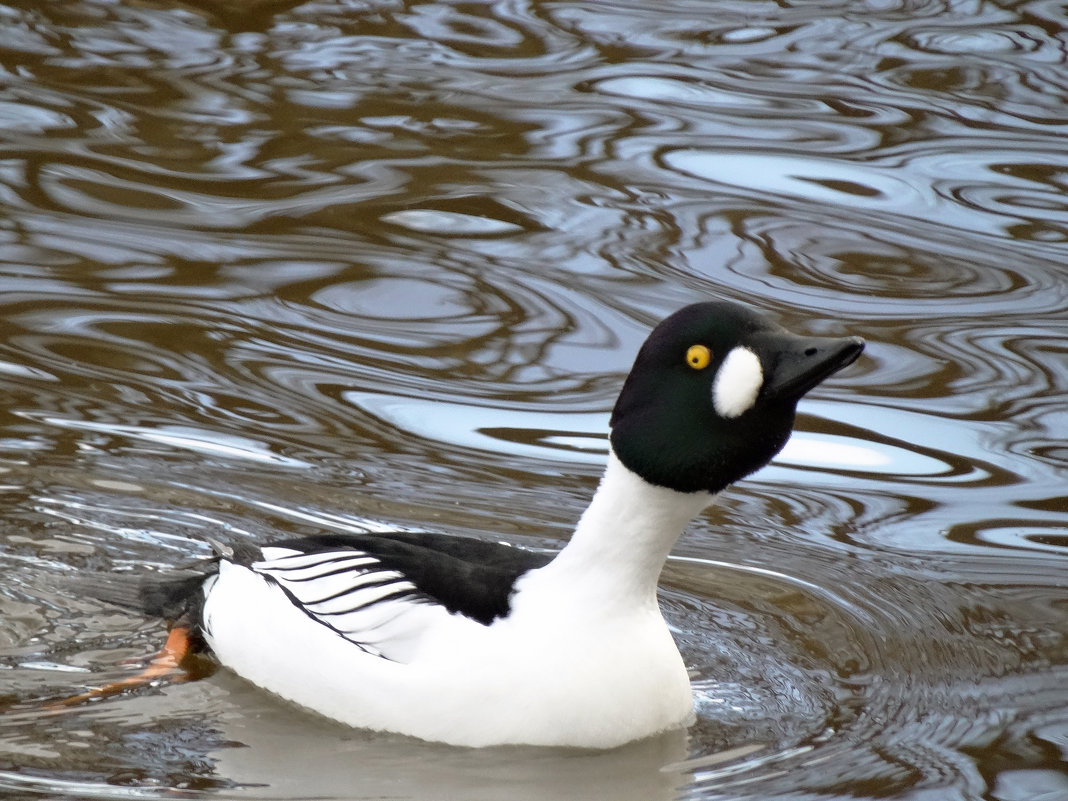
1 0 1066 798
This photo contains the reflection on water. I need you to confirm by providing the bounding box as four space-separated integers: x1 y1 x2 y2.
1 0 1066 799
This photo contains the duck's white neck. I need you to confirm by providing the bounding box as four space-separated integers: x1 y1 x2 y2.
538 449 716 608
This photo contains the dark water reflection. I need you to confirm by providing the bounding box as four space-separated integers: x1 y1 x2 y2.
1 0 1066 799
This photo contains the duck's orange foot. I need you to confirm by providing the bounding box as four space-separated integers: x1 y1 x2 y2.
49 625 203 709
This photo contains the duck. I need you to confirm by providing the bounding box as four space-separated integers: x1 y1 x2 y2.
70 300 863 749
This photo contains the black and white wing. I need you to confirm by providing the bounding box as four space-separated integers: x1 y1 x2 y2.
250 546 438 661
244 533 553 662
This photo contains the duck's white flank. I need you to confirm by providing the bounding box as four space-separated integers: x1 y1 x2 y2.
201 450 715 748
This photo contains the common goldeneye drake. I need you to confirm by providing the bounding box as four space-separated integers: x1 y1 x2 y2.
76 301 863 749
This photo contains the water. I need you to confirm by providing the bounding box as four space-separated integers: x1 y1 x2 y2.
0 0 1066 798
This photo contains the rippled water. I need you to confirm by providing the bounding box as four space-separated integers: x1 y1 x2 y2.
0 1 1066 799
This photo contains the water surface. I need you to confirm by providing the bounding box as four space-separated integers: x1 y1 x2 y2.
0 1 1066 799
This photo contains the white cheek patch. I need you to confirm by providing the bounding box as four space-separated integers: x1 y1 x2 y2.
712 346 764 418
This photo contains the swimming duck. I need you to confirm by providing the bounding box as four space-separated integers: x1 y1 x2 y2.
78 301 863 749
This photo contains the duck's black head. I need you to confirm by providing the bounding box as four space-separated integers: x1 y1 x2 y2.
609 301 864 495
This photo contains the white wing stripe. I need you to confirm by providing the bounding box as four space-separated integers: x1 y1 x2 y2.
258 565 408 609
304 580 416 615
254 554 377 581
296 571 408 605
330 598 430 638
242 546 452 663
258 548 357 567
269 560 381 583
257 552 375 569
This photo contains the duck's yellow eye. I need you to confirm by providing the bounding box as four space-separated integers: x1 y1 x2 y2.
685 344 711 370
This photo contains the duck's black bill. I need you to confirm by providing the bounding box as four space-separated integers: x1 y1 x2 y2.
763 334 865 402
